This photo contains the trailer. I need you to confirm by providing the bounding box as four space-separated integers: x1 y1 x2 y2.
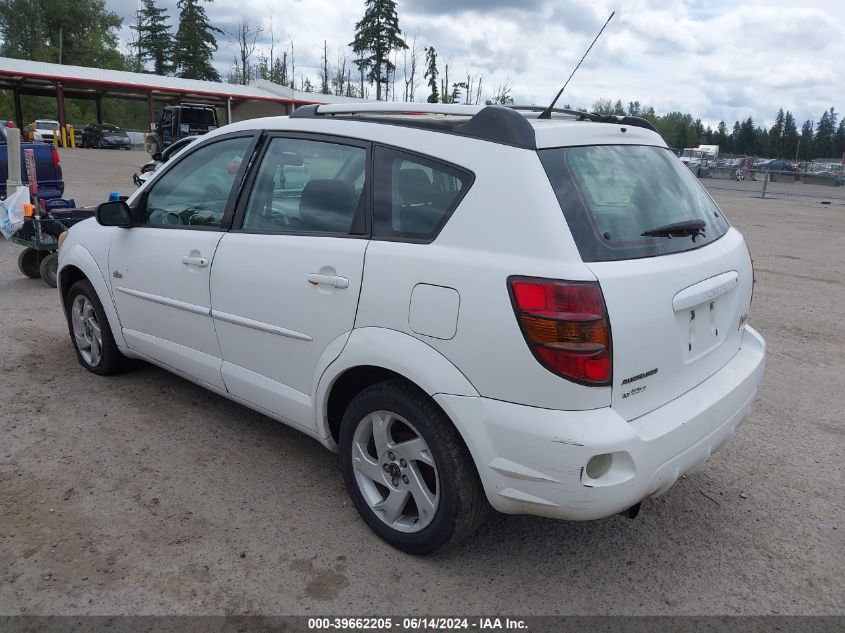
12 204 93 287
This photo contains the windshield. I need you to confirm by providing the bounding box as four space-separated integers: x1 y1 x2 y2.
101 124 119 132
36 121 59 130
539 145 730 262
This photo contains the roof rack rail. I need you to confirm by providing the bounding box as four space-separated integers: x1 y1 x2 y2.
509 105 659 134
291 103 537 149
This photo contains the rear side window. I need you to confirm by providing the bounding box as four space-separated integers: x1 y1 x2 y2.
180 108 216 126
539 145 730 262
373 146 472 241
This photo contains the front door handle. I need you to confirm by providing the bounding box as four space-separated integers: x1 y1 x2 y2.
182 255 209 267
307 273 349 289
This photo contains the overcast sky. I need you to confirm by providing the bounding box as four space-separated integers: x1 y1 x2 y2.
113 0 845 129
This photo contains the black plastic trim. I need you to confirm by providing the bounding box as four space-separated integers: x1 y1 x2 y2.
291 104 537 150
510 105 660 134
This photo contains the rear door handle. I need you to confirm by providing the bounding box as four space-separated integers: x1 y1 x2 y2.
182 255 209 267
307 273 349 289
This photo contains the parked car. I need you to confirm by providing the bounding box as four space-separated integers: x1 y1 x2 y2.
757 159 796 181
56 104 765 554
0 121 65 200
132 135 197 187
33 119 61 143
79 123 132 150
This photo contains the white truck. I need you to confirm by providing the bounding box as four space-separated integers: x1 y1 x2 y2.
680 144 719 176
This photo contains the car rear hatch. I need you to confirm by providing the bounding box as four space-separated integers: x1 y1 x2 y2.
539 143 753 421
179 107 217 136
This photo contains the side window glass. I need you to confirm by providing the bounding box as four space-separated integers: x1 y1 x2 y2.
141 136 250 228
243 137 366 234
373 146 471 240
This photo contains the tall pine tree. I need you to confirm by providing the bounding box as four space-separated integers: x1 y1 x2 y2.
173 0 221 81
132 0 172 76
423 46 439 103
350 0 407 101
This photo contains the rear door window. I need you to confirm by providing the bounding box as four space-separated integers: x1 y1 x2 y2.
373 146 472 241
539 145 730 262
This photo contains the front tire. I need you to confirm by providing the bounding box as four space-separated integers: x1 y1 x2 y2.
339 378 488 554
65 279 128 375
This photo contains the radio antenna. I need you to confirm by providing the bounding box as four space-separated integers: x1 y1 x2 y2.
537 11 615 119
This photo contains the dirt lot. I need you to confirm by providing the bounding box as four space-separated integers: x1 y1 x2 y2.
1 148 843 615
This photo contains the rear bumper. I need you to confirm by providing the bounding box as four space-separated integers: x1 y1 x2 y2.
436 325 766 521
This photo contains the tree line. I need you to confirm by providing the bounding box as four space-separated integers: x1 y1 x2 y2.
590 99 845 161
0 0 842 161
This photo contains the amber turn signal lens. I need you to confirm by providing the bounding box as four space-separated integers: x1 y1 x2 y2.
509 277 612 385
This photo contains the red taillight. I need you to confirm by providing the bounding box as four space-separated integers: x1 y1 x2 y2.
52 147 60 167
508 277 612 385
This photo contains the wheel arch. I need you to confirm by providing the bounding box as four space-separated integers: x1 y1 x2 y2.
58 245 127 348
316 327 479 447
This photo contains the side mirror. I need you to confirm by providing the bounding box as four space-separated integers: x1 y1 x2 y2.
96 200 132 227
151 152 163 162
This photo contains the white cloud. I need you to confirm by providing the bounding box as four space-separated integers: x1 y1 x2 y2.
114 0 845 127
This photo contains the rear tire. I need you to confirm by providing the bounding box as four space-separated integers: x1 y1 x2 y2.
65 279 129 375
338 378 488 554
18 248 43 278
39 252 59 287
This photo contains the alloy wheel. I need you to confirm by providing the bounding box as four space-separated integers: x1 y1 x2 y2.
350 410 439 533
71 295 102 366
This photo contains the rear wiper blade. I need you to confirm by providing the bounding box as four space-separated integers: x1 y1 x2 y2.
641 220 706 239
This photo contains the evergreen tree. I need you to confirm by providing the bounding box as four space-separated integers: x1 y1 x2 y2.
815 107 837 157
737 117 755 154
835 119 845 158
799 119 814 161
715 121 729 151
350 0 407 101
612 99 625 115
770 107 785 155
173 0 221 81
424 46 439 103
133 0 173 75
783 111 799 159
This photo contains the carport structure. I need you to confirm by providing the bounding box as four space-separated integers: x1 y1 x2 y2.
0 57 362 133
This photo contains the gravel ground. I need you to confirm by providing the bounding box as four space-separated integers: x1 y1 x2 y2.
0 148 843 616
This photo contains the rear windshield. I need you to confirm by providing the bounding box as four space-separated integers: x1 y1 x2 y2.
180 108 216 126
539 145 730 262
